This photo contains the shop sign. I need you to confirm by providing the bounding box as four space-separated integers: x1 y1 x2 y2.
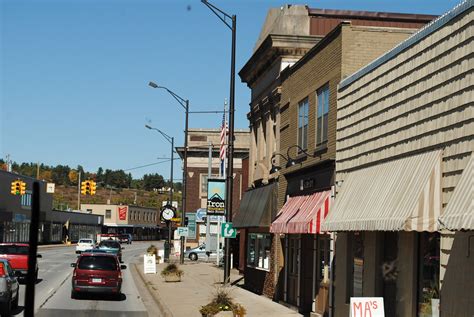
207 178 226 215
350 297 384 317
118 206 128 220
177 227 189 237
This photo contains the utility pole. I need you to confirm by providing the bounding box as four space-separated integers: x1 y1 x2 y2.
77 171 81 210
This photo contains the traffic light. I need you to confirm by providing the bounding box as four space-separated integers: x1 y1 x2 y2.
10 181 20 195
81 181 88 195
90 181 97 195
20 181 26 195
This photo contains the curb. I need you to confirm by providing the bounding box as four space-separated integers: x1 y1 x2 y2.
38 244 74 249
133 263 173 317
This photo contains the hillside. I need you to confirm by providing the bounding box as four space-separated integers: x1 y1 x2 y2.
53 185 182 211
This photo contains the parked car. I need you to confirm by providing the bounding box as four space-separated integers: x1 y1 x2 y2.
70 253 126 299
184 243 223 262
0 243 41 280
118 234 132 245
0 259 19 316
75 239 95 254
97 240 123 262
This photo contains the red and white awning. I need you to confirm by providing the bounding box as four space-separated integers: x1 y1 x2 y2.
270 190 332 234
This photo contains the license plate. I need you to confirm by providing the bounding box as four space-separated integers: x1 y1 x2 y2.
91 278 102 283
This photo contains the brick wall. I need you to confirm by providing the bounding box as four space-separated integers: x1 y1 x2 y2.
185 166 243 216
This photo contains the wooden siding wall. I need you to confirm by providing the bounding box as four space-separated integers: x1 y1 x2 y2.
336 9 473 285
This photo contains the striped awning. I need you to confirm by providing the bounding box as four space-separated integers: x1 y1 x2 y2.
270 190 331 234
439 153 473 230
322 150 442 232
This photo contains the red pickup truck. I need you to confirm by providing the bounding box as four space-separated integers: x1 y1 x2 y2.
0 243 41 281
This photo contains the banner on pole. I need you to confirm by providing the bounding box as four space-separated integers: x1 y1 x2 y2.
207 178 226 215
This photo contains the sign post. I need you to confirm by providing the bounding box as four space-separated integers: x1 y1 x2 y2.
221 222 236 238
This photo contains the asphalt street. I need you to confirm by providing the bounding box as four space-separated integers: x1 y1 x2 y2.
12 241 164 317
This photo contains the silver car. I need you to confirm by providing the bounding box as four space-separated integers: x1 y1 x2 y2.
184 243 223 262
0 259 19 316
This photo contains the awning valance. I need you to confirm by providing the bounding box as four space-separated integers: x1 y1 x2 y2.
322 150 442 232
439 154 473 230
233 183 277 229
270 190 332 234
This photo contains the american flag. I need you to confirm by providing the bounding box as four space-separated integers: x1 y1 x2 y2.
220 113 227 175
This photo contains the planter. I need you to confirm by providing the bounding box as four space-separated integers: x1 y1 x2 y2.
164 273 181 282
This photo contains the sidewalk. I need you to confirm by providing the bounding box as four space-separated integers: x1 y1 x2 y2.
134 258 302 317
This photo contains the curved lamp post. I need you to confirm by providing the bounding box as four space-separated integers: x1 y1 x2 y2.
148 81 189 265
201 0 236 285
145 124 174 262
269 145 318 173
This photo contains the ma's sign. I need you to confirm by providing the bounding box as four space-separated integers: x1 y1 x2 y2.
350 297 384 317
207 178 225 215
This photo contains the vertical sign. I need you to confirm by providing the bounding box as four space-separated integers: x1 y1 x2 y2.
207 178 226 215
144 254 156 274
186 213 196 239
118 206 128 220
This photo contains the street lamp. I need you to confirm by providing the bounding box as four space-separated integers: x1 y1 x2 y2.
145 124 174 262
201 0 236 285
269 145 319 173
148 81 189 265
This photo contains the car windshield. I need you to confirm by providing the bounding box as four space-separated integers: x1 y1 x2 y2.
0 245 29 255
78 256 117 271
79 239 93 244
99 241 120 249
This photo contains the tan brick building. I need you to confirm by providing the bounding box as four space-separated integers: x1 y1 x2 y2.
237 4 435 316
322 2 473 316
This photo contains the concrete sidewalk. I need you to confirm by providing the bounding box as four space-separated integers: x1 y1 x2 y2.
134 258 301 317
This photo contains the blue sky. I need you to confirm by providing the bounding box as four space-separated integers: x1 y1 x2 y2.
0 0 461 180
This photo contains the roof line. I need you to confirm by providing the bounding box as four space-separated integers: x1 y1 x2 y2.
339 0 472 90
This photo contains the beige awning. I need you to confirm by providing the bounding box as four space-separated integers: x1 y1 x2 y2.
439 154 473 230
322 150 442 232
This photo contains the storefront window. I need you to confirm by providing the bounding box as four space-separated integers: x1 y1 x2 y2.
247 233 271 270
418 233 440 317
346 232 364 302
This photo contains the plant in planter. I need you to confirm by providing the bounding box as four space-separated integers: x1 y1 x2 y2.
199 286 246 317
160 263 184 282
147 244 161 263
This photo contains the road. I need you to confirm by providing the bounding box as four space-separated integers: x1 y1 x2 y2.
13 241 163 316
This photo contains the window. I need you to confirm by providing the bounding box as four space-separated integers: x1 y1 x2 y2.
78 255 117 271
247 233 271 270
347 232 364 302
200 174 220 197
417 233 440 316
316 84 329 146
105 209 111 219
298 98 309 150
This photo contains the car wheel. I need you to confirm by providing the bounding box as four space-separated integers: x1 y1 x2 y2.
12 293 18 309
189 253 198 261
0 297 12 316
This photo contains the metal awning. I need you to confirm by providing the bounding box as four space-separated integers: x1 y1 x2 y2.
233 183 277 229
439 154 473 230
322 150 442 232
271 191 331 234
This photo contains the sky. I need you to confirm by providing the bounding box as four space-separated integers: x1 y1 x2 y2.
0 0 461 180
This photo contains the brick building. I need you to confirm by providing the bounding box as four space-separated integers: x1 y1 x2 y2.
237 4 435 316
176 128 249 251
322 2 473 316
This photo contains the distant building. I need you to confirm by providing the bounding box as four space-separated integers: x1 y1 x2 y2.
0 170 102 243
176 128 250 264
81 203 159 241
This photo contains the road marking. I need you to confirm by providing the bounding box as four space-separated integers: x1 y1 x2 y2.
38 271 72 310
48 288 54 294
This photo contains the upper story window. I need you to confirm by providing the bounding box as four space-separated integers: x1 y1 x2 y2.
298 98 309 150
105 209 111 219
316 84 329 146
200 174 220 197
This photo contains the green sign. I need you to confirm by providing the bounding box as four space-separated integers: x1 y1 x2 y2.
207 178 226 215
221 222 236 238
